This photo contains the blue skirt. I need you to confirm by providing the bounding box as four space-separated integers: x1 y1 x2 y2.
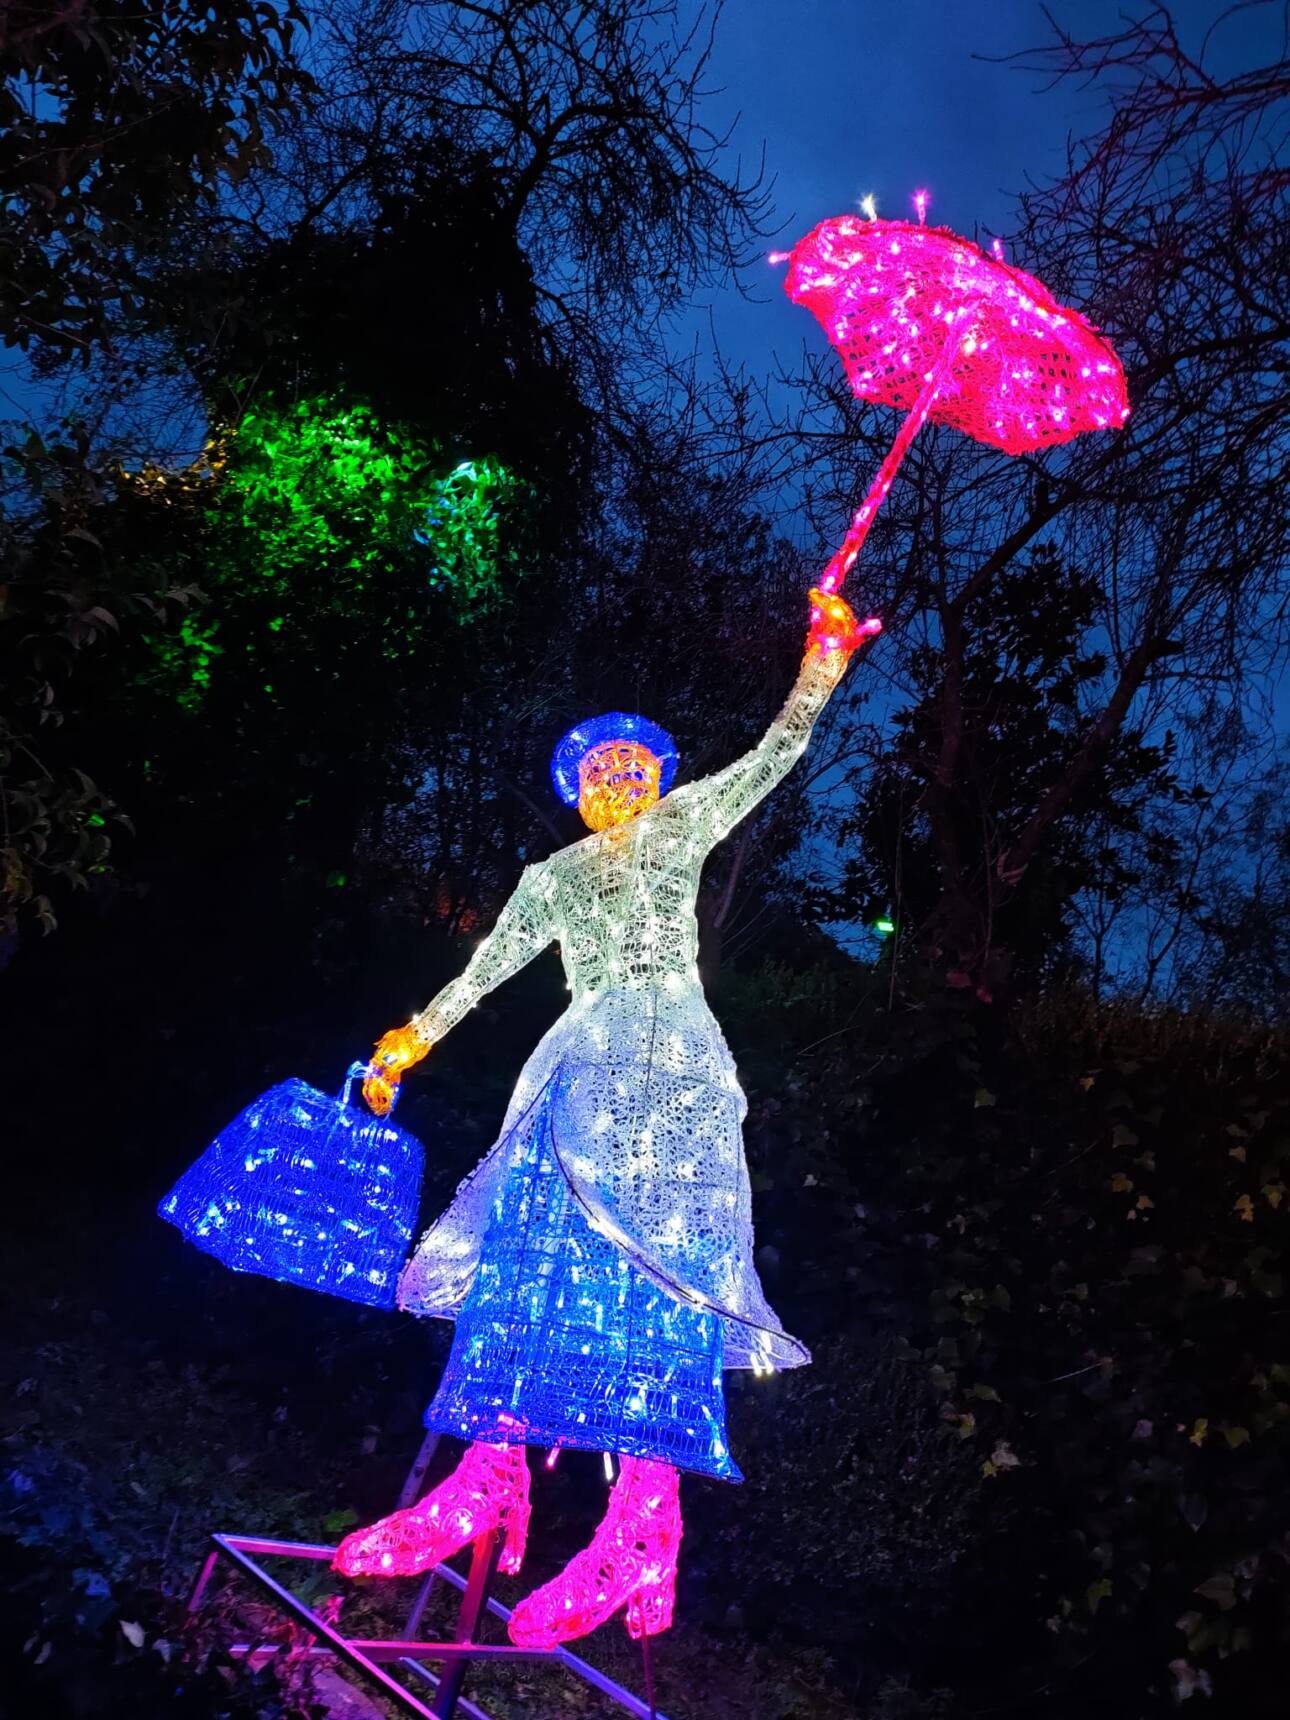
424 1081 741 1482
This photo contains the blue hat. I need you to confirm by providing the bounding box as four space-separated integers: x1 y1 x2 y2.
550 711 680 807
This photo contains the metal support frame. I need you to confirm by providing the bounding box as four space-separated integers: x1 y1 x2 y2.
187 1531 669 1720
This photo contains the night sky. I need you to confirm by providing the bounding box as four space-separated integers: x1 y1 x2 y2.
3 1 1277 445
679 0 1279 396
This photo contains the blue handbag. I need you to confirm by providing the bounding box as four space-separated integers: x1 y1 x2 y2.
158 1063 424 1309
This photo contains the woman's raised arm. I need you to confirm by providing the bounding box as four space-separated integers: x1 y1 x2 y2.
673 589 879 852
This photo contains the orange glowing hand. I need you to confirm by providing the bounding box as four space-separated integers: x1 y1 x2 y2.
363 1024 431 1116
806 587 882 657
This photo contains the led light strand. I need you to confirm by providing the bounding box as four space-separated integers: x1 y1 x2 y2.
396 635 860 1378
780 206 1130 596
334 1440 531 1577
159 1069 423 1309
331 604 874 1643
508 1456 682 1647
423 1111 741 1479
817 313 973 593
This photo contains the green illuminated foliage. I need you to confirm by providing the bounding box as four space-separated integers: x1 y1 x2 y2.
121 396 533 713
137 610 224 712
212 396 528 611
414 456 530 606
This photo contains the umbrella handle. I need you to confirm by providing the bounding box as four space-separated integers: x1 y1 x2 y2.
819 311 977 595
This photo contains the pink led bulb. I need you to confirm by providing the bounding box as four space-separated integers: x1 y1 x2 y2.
508 1456 682 1648
783 211 1130 597
333 1442 532 1579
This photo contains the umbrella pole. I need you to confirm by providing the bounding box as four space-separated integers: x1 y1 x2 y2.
819 320 972 594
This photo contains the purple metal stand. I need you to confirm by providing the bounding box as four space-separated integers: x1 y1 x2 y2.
187 1531 669 1720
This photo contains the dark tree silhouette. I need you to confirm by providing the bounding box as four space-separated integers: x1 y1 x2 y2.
0 0 313 357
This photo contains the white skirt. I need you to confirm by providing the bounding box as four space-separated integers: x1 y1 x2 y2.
397 983 809 1371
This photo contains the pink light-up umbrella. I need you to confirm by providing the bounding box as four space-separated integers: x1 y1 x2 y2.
782 207 1130 594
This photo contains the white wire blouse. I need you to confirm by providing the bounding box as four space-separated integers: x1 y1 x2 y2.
397 645 850 1370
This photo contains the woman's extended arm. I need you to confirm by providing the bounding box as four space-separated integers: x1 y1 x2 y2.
363 863 556 1112
675 589 879 850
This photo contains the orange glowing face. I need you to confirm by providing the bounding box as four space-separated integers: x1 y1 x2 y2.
577 740 662 831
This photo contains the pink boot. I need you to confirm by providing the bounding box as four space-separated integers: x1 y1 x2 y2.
507 1456 681 1647
333 1441 531 1578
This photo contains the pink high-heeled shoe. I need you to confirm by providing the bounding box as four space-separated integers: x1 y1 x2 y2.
333 1441 531 1578
507 1455 681 1647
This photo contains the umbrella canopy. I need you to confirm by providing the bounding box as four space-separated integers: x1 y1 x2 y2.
785 214 1129 457
781 210 1131 594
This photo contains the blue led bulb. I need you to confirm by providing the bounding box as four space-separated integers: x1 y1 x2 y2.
550 712 679 807
159 1068 424 1309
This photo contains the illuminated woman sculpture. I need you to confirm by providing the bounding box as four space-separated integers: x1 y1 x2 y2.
334 588 877 1648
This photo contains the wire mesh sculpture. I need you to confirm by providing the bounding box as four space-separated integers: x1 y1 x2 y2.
420 1079 740 1480
334 596 878 1645
164 199 1132 1664
509 1455 682 1648
159 1065 424 1309
333 1440 532 1578
394 642 856 1376
551 712 680 807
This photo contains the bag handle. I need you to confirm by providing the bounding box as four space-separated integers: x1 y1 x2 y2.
338 1059 400 1116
